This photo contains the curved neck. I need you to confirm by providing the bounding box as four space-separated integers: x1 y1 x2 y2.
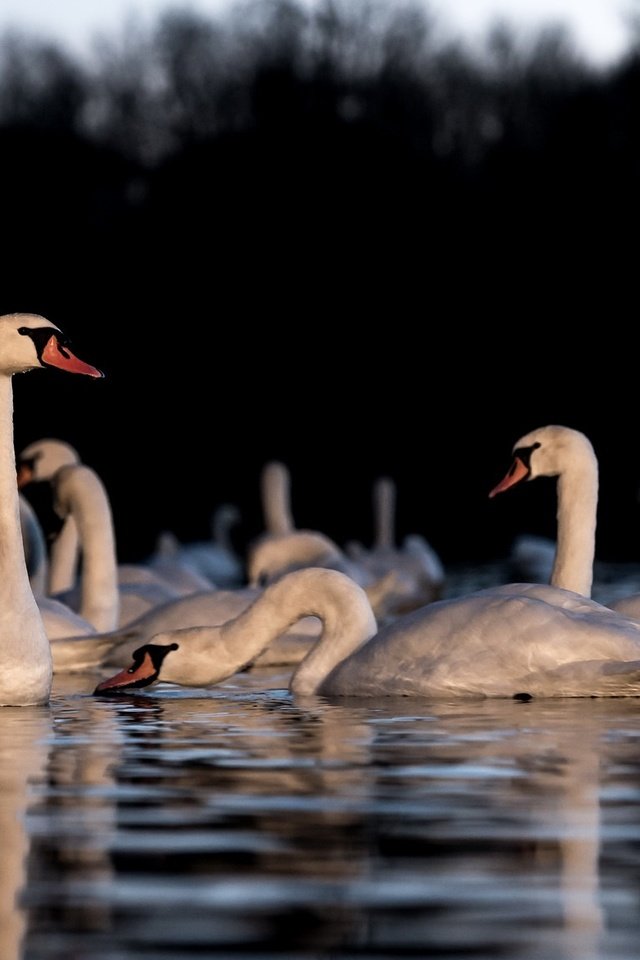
261 462 295 535
552 458 598 597
48 514 79 594
54 465 120 631
220 569 377 694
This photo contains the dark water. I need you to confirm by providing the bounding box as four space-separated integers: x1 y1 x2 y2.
4 657 640 960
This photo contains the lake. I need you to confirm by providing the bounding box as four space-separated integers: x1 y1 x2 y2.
4 652 640 960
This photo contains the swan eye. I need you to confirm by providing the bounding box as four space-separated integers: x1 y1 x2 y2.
18 327 29 335
257 572 269 587
513 442 541 469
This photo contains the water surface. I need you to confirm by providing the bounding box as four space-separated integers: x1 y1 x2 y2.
4 662 640 959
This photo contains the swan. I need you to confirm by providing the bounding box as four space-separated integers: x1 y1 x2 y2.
148 504 244 587
17 438 206 629
48 578 322 673
0 312 102 705
17 437 81 594
32 455 316 671
96 425 640 699
247 463 431 621
345 475 446 614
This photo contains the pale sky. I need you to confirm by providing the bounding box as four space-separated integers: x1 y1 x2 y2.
0 0 634 66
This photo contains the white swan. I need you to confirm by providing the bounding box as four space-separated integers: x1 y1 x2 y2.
345 475 445 614
17 439 202 630
96 425 640 699
147 504 244 587
247 463 430 621
0 312 102 705
17 437 81 594
48 578 323 673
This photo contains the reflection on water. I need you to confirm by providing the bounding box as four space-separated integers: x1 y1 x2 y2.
2 665 640 958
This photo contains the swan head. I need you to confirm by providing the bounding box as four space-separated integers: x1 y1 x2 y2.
93 642 179 694
17 437 81 487
489 425 595 497
0 313 103 379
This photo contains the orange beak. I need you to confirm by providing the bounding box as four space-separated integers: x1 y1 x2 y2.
42 334 104 378
489 455 530 498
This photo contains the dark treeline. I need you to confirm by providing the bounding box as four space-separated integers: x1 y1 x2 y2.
4 0 640 567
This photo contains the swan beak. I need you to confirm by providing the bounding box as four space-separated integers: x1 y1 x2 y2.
41 335 104 378
93 642 179 694
489 455 530 498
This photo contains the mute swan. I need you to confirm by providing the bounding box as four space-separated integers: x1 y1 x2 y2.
17 437 81 594
0 312 102 705
49 579 320 674
96 425 640 699
17 439 206 629
345 475 445 614
32 456 316 672
148 504 244 587
247 462 431 621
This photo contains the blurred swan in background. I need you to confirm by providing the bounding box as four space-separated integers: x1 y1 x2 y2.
246 461 434 621
97 425 640 699
146 502 244 588
17 439 201 631
18 437 81 594
345 475 445 612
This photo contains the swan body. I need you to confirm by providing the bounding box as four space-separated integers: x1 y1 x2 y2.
149 504 244 587
96 569 640 698
606 593 640 618
96 425 640 700
0 312 101 705
144 535 216 594
37 596 99 640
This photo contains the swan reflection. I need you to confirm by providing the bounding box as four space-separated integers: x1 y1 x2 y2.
10 671 640 958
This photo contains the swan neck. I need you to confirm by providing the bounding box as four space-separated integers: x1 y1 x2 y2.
220 570 377 694
552 460 598 597
55 465 120 631
374 478 395 549
48 515 79 593
262 463 295 535
0 377 35 601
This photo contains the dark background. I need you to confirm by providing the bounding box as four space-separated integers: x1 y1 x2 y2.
5 0 640 569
